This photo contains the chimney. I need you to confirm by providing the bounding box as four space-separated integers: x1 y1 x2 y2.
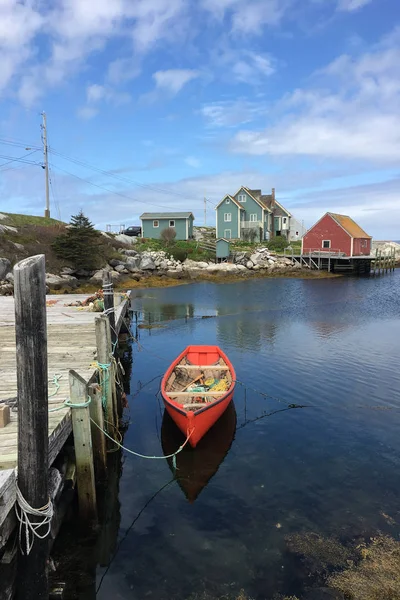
270 187 275 237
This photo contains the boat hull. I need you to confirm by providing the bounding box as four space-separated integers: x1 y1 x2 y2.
161 345 236 448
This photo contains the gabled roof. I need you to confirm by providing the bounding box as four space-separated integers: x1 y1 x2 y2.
140 212 194 220
259 194 291 216
216 237 231 243
328 213 371 239
215 194 244 210
235 186 269 211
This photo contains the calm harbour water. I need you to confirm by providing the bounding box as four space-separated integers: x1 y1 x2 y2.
94 273 400 599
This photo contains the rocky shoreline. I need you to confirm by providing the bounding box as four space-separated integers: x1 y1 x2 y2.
0 246 336 295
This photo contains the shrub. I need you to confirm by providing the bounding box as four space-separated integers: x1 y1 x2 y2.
52 211 102 270
160 227 176 245
168 247 188 262
267 235 290 251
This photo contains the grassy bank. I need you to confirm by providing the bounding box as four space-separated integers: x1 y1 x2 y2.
0 212 123 273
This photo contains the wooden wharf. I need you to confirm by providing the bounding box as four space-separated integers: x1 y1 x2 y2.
0 258 131 600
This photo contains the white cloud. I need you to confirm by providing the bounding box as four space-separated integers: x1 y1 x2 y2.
200 99 268 127
152 69 199 95
107 57 141 84
337 0 372 11
202 0 287 33
232 51 275 83
231 28 400 162
185 156 201 168
77 106 99 120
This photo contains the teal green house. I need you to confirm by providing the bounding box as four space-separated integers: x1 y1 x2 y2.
215 187 293 241
140 212 194 240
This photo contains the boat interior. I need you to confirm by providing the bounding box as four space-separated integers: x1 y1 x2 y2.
165 356 232 411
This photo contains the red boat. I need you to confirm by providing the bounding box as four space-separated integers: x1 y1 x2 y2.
161 345 236 448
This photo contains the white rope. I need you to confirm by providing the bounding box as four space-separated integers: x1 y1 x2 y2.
15 485 54 555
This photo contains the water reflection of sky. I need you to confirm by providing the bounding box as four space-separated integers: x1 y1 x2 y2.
96 273 400 600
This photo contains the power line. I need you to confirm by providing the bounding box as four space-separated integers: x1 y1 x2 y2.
49 147 218 208
0 150 39 169
0 137 41 151
52 164 188 210
0 153 40 167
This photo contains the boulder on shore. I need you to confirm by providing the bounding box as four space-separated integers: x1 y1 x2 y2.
0 258 11 281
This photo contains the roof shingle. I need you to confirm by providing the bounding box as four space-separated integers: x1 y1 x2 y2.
329 213 371 238
140 212 194 220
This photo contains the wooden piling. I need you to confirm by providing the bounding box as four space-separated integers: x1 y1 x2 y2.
14 254 49 600
95 315 115 429
103 271 117 349
88 383 107 483
69 370 97 523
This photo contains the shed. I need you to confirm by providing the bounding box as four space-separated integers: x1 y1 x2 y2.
216 238 230 261
302 213 372 257
140 212 194 241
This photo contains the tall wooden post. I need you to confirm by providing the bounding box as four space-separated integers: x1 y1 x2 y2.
14 254 49 600
69 370 97 523
88 383 107 483
95 316 115 429
103 271 116 349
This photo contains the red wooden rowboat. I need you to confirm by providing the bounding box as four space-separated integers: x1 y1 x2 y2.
161 345 236 448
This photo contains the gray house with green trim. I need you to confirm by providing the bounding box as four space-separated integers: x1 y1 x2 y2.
140 212 194 240
215 187 295 241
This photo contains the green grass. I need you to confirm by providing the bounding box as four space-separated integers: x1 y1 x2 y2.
1 212 64 227
134 238 214 261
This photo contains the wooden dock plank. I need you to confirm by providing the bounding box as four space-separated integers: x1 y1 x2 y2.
0 293 130 471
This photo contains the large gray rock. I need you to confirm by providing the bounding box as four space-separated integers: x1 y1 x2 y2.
13 242 25 251
46 273 78 290
125 257 141 272
108 258 124 268
139 256 156 270
114 264 128 273
90 270 103 284
5 272 14 283
246 260 254 269
0 258 11 280
115 234 138 245
120 249 138 257
60 267 76 275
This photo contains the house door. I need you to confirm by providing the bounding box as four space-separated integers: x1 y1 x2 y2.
224 229 231 239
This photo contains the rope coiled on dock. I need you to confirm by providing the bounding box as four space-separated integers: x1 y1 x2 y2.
15 486 53 555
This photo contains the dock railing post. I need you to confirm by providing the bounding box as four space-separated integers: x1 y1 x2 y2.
14 254 49 600
102 271 122 419
95 315 115 430
69 370 97 523
88 383 107 483
103 271 116 349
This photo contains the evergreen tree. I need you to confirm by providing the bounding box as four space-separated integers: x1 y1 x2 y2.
52 210 101 270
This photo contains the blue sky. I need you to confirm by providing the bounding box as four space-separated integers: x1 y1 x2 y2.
0 0 399 237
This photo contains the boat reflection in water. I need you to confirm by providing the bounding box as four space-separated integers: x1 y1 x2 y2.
161 401 237 503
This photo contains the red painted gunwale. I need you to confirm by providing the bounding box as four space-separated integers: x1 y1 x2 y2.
161 345 236 448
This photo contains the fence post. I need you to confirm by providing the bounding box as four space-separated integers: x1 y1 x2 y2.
14 254 49 600
69 370 97 523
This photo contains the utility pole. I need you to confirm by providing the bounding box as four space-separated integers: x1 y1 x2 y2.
204 196 207 226
41 112 50 218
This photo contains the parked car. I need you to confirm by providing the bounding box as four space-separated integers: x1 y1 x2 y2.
122 226 142 236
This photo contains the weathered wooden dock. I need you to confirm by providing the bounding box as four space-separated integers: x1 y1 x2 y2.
0 285 131 598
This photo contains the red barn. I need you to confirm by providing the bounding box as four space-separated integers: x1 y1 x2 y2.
302 213 372 257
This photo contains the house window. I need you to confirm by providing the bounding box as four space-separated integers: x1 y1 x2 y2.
169 220 175 227
224 213 232 222
153 220 159 228
226 198 230 204
361 240 367 248
283 217 287 224
250 214 257 222
224 229 231 239
238 194 246 202
295 231 299 236
322 240 331 249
